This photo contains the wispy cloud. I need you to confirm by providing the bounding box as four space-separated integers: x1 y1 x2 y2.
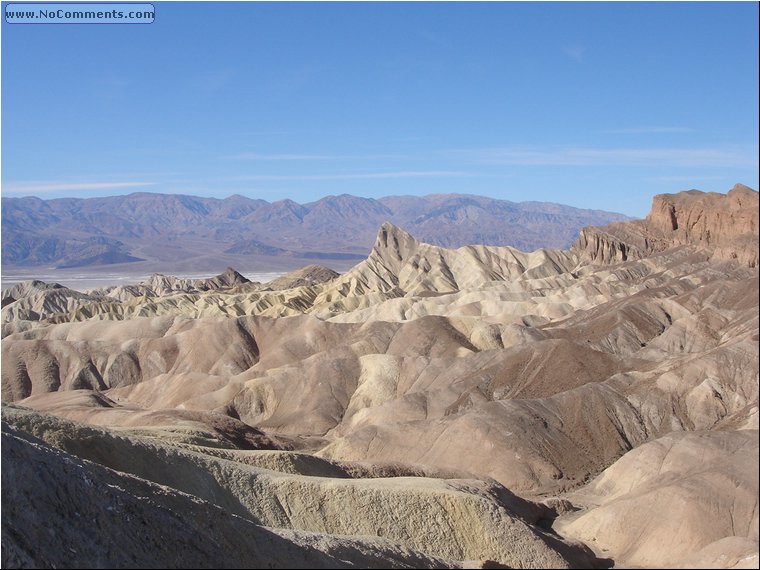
223 152 414 161
228 171 472 181
454 146 758 168
2 181 156 194
190 69 234 94
224 153 336 161
650 175 728 183
563 45 585 63
417 28 449 48
601 126 695 135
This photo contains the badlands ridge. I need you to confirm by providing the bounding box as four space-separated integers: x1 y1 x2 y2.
2 184 758 568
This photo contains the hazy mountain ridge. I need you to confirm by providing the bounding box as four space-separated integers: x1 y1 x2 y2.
2 192 629 269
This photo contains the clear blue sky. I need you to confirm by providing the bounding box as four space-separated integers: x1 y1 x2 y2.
2 1 758 216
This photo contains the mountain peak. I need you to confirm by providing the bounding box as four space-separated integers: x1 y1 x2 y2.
728 183 759 209
375 222 419 248
196 267 251 290
368 222 422 270
730 182 756 194
220 266 249 282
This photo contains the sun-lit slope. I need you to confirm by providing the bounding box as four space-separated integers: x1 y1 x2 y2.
2 406 599 569
0 222 582 328
3 247 756 496
556 430 759 569
2 189 757 494
2 416 467 570
318 260 758 493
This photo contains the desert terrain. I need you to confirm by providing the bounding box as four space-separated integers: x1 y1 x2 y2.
2 184 758 569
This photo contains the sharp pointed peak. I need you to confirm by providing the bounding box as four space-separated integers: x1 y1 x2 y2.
377 221 417 239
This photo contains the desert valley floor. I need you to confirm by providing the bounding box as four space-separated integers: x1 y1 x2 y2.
2 185 758 569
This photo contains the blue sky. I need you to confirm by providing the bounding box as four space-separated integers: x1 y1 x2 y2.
2 1 758 217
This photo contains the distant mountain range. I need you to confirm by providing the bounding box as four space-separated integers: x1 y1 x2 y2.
1 192 630 271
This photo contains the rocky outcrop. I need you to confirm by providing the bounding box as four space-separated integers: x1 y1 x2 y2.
195 266 251 290
574 184 758 267
349 221 578 295
0 281 116 324
265 265 339 290
95 267 255 301
573 223 648 264
0 268 255 323
1 280 66 308
649 184 758 265
140 267 252 294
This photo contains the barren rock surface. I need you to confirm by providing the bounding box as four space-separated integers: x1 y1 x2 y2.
2 406 597 569
2 417 466 569
2 185 758 568
556 430 759 568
